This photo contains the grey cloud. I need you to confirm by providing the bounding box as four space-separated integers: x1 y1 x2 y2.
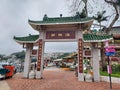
45 42 77 53
0 0 69 55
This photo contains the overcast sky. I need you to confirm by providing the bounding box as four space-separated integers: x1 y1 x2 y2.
0 0 78 55
0 0 119 55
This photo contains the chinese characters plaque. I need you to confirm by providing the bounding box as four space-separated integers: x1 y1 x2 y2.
78 39 83 73
46 31 75 39
37 39 43 71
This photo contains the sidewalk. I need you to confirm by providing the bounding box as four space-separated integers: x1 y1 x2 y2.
0 80 10 90
6 69 120 90
100 76 120 84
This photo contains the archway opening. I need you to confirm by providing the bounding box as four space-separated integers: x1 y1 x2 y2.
43 42 77 71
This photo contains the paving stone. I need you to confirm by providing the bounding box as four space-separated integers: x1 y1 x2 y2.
6 70 120 90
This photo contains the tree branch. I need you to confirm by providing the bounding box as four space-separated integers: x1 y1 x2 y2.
104 0 119 33
104 0 116 5
108 4 119 30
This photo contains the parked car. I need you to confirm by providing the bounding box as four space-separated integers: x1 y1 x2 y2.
0 65 10 80
3 65 15 78
69 65 76 71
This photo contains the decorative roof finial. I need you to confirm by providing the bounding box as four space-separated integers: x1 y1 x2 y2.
75 12 80 18
60 14 62 17
43 14 48 21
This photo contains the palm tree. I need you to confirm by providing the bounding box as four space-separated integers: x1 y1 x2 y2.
94 11 108 71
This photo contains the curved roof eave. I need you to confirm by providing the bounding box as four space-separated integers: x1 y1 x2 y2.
28 19 94 26
14 38 39 44
83 38 113 42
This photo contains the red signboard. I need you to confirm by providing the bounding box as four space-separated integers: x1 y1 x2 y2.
107 65 112 74
78 38 83 73
46 31 75 39
84 50 91 56
37 39 43 71
31 50 37 56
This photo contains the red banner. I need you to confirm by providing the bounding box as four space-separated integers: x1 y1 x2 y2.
78 39 83 73
37 39 42 71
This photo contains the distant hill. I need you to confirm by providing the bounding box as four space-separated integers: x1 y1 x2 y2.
11 50 25 62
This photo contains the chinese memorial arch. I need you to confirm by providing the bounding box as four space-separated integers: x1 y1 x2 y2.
14 14 112 82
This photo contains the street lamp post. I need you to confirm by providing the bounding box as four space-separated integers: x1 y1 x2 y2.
107 56 112 89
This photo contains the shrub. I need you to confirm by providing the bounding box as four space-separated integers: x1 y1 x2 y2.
112 64 120 73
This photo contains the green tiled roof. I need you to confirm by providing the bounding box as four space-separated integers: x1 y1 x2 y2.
14 34 112 43
28 15 94 25
14 34 39 43
83 34 113 42
109 26 120 35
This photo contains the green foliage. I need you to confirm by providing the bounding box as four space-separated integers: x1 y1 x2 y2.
50 57 54 61
57 53 70 59
100 70 120 78
11 50 25 61
80 9 87 18
100 64 120 78
0 54 8 61
116 0 120 6
0 54 3 58
112 64 120 73
84 70 87 73
50 53 70 60
94 10 108 23
75 10 87 18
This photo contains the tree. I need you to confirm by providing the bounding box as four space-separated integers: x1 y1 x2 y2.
104 0 120 33
67 0 120 71
0 54 8 61
93 0 120 69
11 50 25 62
67 0 120 29
94 11 108 71
94 10 108 33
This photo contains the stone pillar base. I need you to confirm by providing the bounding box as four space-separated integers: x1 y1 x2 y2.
35 71 42 79
78 73 84 81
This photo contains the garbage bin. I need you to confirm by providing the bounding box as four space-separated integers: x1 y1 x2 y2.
3 65 15 78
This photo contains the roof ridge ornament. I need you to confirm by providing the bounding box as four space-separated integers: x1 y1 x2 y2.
60 14 62 18
43 14 48 21
75 12 80 18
